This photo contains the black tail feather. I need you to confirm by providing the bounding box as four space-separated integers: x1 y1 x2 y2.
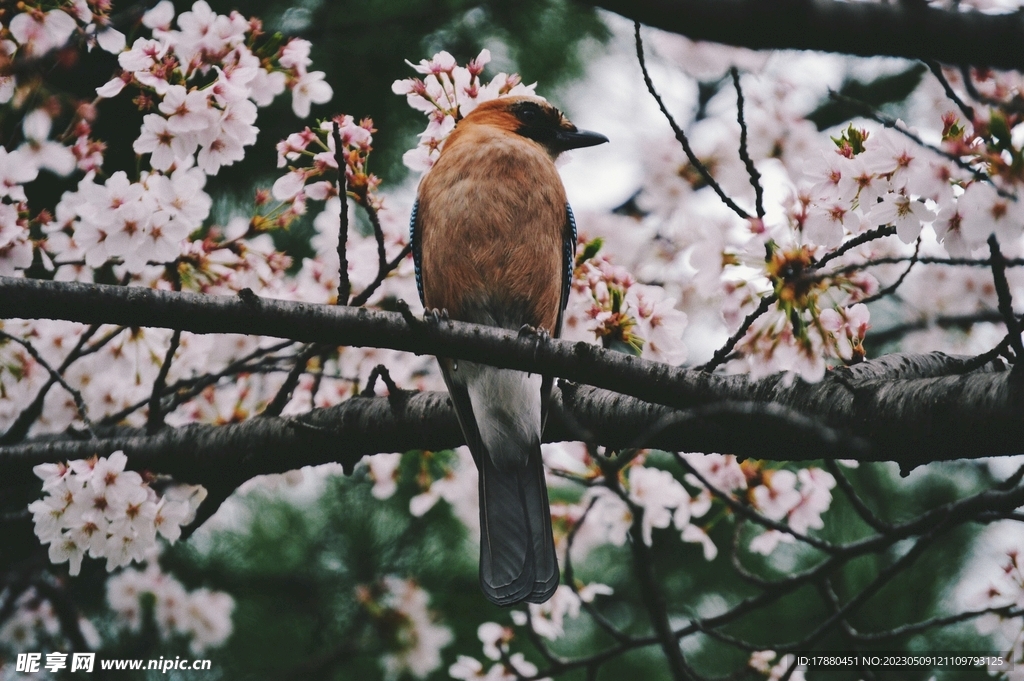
478 448 536 605
521 443 558 604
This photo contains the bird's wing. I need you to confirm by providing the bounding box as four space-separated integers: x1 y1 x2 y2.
558 203 578 336
410 199 424 306
540 203 577 429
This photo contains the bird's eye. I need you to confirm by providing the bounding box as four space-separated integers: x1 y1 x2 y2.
516 103 541 124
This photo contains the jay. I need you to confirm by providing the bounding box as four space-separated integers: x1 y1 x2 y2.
410 96 607 605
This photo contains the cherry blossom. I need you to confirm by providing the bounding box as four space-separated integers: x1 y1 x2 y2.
509 583 612 640
290 70 333 118
357 576 453 680
28 451 202 575
8 9 77 57
629 465 689 545
107 562 234 652
394 50 538 171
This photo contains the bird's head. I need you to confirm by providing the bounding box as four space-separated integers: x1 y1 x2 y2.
461 96 608 157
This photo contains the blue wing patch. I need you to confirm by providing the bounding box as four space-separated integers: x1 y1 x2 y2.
410 199 424 305
563 203 577 310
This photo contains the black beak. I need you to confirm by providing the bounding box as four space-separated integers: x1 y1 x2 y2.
554 128 609 151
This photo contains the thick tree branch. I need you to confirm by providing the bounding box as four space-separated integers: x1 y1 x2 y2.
585 0 1024 71
1 277 1023 474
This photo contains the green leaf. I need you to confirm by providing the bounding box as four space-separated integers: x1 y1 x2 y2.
808 63 928 130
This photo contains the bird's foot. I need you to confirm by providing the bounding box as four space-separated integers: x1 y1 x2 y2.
518 323 550 340
424 307 450 324
518 324 551 342
518 324 551 366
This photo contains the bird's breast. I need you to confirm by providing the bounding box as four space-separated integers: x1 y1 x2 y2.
417 130 566 332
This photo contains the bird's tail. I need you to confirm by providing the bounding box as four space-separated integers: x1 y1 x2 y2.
460 364 559 605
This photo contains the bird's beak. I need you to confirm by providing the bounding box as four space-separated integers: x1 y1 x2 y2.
554 128 609 150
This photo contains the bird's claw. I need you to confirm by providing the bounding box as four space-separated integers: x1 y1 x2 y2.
518 324 550 341
518 323 538 338
424 308 450 324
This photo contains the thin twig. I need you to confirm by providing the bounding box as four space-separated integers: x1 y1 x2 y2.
365 201 388 271
0 331 95 439
700 294 775 373
308 346 331 406
146 329 181 434
926 60 975 122
563 497 632 644
731 66 765 219
824 460 891 532
261 343 320 417
348 243 412 307
635 22 750 221
99 342 297 425
333 121 351 305
987 235 1024 364
601 465 696 681
868 310 1003 347
815 225 897 270
817 254 1024 280
0 324 109 445
849 604 1022 642
858 236 920 305
775 516 951 652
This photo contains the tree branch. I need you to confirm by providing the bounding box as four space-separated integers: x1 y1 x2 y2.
585 0 1024 71
1 277 1022 473
636 22 751 221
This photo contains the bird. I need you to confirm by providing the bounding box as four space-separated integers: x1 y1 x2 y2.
409 96 607 605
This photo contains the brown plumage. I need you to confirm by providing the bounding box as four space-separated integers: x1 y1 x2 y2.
412 96 607 605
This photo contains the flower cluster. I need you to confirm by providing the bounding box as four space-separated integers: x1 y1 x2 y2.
508 583 613 639
449 622 546 681
44 166 211 275
4 0 125 63
963 545 1024 669
803 123 1024 255
356 576 453 680
820 303 870 362
748 651 806 681
567 454 837 559
626 464 716 554
366 449 480 533
393 49 538 171
0 97 78 277
272 114 379 223
564 241 689 363
678 454 837 556
28 452 204 575
98 1 331 176
622 51 1024 378
746 466 836 554
0 1 330 280
107 562 234 653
